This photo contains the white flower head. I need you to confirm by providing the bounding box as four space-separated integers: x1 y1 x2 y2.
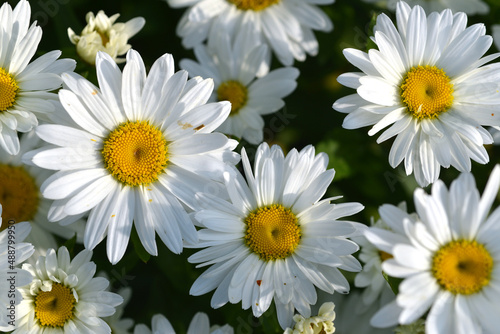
361 0 489 15
189 142 365 329
14 246 123 333
167 0 333 66
180 27 299 144
333 2 500 187
367 165 500 333
0 0 76 155
284 302 336 334
0 204 33 331
354 202 415 307
133 312 233 334
68 10 145 65
28 49 239 264
0 131 85 260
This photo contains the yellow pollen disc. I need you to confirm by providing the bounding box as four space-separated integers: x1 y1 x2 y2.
0 164 39 229
35 283 76 327
245 204 301 261
379 250 393 262
217 80 248 115
432 240 493 295
102 120 168 187
227 0 280 11
0 67 18 112
400 65 454 120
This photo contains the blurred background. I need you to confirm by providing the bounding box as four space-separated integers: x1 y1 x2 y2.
8 0 500 331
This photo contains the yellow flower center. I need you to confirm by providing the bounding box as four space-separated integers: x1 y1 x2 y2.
102 120 168 187
245 204 301 261
0 67 18 112
400 65 454 120
227 0 280 11
35 283 76 327
379 250 393 262
217 80 248 115
0 164 39 229
432 240 493 295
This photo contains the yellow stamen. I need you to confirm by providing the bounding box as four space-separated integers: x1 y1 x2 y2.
0 164 39 229
432 240 493 295
379 250 393 262
0 68 18 112
400 65 454 120
217 80 248 115
101 121 168 186
245 204 301 261
227 0 280 11
35 283 76 327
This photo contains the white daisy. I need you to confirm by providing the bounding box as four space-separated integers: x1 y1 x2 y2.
367 165 500 333
68 10 145 65
354 202 414 307
333 2 500 187
103 287 134 334
134 312 233 334
0 131 85 257
0 205 33 331
189 142 365 329
0 0 76 155
180 28 299 144
27 49 239 264
284 302 336 334
361 0 489 15
15 246 123 333
166 0 333 66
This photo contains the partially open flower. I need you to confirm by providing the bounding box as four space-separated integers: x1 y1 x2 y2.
68 10 145 65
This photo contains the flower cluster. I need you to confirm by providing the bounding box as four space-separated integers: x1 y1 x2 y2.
1 0 500 333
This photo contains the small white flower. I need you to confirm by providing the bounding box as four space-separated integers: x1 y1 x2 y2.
189 143 365 329
284 302 336 334
133 312 233 334
166 0 333 66
180 29 299 144
0 204 33 331
0 0 76 155
354 203 414 307
68 10 145 65
362 0 489 15
28 50 239 264
103 287 134 334
333 2 500 187
367 165 500 333
15 246 123 333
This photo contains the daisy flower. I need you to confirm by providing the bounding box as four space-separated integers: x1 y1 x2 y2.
284 302 336 334
0 0 76 155
0 205 33 331
361 0 489 15
134 312 233 334
15 246 123 333
367 165 500 333
354 202 415 307
180 28 299 144
103 286 134 334
189 143 365 329
333 2 500 187
68 10 145 65
166 0 333 66
0 131 85 255
27 50 239 264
